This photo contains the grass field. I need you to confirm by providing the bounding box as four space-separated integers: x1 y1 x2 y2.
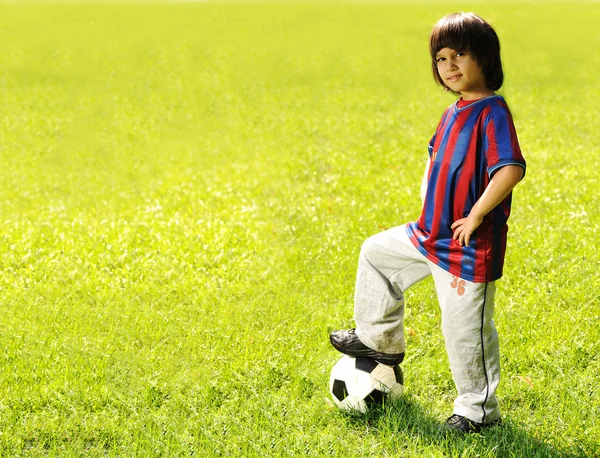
0 1 598 456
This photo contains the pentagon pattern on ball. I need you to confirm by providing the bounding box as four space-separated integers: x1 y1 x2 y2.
394 365 404 385
355 357 379 374
331 379 348 402
364 388 384 406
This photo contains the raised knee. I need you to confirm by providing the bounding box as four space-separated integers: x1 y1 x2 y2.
360 234 382 263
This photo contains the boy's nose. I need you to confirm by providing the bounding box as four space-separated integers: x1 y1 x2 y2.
441 62 457 73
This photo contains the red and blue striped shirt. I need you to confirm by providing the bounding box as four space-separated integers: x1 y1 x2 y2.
406 95 526 282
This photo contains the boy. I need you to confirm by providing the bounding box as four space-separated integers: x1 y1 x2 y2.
330 12 526 433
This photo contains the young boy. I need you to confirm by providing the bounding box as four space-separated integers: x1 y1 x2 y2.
330 12 526 433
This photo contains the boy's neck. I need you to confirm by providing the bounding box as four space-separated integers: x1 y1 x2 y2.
460 89 495 101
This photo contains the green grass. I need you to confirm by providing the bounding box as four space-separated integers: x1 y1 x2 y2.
0 1 598 456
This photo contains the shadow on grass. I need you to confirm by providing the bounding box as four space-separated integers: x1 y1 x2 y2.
340 395 589 458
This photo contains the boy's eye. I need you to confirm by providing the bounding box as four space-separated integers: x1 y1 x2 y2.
436 57 445 63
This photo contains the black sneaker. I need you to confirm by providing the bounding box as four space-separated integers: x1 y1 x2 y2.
443 414 502 433
329 329 404 366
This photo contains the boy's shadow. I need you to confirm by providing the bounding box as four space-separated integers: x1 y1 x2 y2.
342 395 590 457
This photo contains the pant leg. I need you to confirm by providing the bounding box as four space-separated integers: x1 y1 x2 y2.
430 262 501 423
353 225 431 354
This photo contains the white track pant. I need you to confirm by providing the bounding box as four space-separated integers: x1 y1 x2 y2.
354 225 501 423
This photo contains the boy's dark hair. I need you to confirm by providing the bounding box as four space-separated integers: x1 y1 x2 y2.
430 12 503 93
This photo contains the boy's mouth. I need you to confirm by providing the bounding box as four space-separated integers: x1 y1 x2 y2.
447 74 463 82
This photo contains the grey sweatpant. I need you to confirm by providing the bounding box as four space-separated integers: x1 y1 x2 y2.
354 224 501 423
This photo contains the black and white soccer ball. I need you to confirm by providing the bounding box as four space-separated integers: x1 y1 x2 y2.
329 355 404 413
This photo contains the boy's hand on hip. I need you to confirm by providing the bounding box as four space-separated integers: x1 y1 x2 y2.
451 213 483 247
451 165 524 247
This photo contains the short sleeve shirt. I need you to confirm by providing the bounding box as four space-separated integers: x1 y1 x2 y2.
406 95 526 282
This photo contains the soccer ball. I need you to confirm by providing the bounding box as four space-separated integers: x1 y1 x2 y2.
329 355 404 413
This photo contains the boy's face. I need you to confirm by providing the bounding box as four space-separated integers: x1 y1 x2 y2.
435 48 492 100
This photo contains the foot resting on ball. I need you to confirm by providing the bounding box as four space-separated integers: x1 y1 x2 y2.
329 329 404 366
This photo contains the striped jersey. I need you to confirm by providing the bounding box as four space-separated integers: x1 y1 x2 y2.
406 95 526 282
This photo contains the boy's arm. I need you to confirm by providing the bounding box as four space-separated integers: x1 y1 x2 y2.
451 165 524 247
420 159 430 204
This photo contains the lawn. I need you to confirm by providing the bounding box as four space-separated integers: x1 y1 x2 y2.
0 1 598 456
